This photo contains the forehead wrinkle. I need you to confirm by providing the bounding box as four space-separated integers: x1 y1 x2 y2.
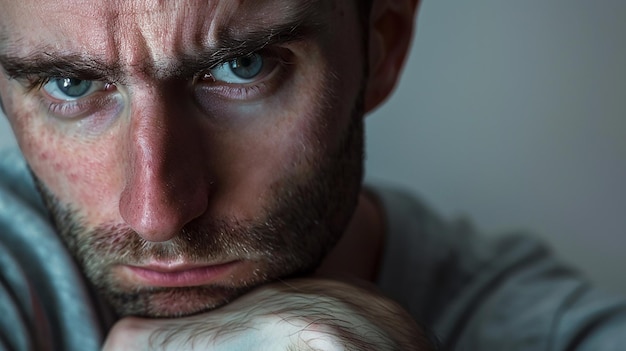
104 0 324 79
0 0 329 83
99 0 246 78
222 0 324 34
204 0 327 66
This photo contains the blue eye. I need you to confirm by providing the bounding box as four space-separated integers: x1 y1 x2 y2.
210 53 265 83
229 54 264 79
57 78 92 97
42 78 105 101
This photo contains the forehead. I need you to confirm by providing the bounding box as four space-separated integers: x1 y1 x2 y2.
0 0 326 30
0 0 340 67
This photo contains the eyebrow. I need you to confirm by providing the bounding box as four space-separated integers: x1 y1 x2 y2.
0 4 324 82
175 17 321 79
0 52 122 82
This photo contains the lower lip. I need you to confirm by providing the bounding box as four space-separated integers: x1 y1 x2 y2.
123 262 239 288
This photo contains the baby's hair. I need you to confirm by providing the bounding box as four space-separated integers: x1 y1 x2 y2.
272 278 440 351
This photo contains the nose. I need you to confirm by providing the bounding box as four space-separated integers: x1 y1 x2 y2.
119 89 209 242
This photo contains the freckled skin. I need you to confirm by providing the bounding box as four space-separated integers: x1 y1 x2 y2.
0 0 370 317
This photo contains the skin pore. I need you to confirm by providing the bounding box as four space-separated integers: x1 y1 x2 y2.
0 0 386 318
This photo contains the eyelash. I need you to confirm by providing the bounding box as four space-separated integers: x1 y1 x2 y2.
25 76 52 92
193 49 293 101
25 78 116 119
25 48 294 120
45 96 100 116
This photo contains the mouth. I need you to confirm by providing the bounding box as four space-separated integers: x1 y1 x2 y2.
120 260 241 288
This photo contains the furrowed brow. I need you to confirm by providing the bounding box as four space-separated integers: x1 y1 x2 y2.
0 2 326 82
177 7 325 77
0 51 119 81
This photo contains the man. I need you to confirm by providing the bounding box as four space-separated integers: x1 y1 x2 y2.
0 0 624 350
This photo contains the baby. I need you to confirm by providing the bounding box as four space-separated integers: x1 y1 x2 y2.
103 278 439 351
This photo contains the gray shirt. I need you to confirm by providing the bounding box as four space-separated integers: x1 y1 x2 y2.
1 147 625 350
374 184 626 350
0 149 107 351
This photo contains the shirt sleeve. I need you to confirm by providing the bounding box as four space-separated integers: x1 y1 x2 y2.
0 242 53 351
0 148 107 351
372 184 626 351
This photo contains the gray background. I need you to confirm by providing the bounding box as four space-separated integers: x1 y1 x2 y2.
2 1 625 293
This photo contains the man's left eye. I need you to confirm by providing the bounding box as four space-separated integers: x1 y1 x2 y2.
209 53 266 84
42 78 106 101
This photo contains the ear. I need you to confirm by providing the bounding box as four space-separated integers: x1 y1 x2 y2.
364 0 420 113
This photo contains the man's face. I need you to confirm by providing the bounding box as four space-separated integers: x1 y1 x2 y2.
0 0 367 317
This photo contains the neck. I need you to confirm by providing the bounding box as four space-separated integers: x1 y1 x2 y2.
316 189 386 282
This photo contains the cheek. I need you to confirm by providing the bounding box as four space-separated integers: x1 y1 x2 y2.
199 105 314 215
8 98 123 220
47 142 121 216
29 138 112 194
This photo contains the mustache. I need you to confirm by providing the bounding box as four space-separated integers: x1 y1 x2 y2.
76 219 277 265
31 172 283 263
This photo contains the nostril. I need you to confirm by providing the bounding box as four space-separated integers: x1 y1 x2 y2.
119 179 209 243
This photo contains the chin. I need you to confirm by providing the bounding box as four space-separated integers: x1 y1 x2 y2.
107 284 255 318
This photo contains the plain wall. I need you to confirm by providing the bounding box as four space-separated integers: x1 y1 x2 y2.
1 0 625 293
366 0 626 294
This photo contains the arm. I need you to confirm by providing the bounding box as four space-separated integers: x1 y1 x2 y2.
0 243 52 351
103 278 437 351
373 185 626 350
0 148 106 351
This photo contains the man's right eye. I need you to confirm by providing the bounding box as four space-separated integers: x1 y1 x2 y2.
42 78 107 101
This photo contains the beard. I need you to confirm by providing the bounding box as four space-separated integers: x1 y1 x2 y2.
33 100 365 318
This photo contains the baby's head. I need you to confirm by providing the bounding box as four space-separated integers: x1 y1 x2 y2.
223 278 440 351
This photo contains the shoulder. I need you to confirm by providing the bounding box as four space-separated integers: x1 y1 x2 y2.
0 147 107 351
367 182 626 351
0 147 46 215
